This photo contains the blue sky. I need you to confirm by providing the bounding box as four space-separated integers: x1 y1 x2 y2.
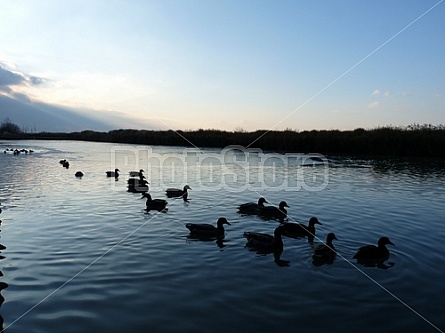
0 0 444 132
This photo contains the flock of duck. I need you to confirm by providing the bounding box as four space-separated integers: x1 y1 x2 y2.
237 197 394 266
62 162 394 268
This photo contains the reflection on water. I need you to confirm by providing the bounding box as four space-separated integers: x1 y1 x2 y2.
1 140 445 333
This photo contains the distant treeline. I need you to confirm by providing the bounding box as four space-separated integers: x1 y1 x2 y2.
1 123 445 158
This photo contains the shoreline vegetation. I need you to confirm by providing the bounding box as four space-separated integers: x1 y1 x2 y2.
1 120 445 158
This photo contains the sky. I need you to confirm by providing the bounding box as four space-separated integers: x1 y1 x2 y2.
0 0 444 132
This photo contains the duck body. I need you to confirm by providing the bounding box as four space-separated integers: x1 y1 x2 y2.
141 193 168 212
75 171 84 178
283 217 322 240
259 201 289 220
353 237 394 261
186 217 230 239
127 178 149 193
312 232 338 264
244 225 286 252
129 169 145 178
166 185 191 199
106 169 120 178
238 197 267 214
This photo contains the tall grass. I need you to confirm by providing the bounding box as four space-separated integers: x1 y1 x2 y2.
2 124 445 158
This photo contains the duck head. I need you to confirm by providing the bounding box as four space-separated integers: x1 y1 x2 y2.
278 201 289 209
309 217 322 226
378 237 394 247
326 232 338 242
258 197 268 205
216 217 231 226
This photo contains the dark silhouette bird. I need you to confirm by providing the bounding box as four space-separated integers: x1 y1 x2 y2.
61 160 69 168
244 225 289 266
166 185 191 200
75 171 84 178
312 233 338 265
186 217 231 239
353 237 394 261
106 168 119 178
237 197 268 214
141 193 168 212
129 169 145 178
259 201 289 220
283 217 322 241
127 178 149 193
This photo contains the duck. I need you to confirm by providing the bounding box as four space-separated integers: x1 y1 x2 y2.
75 171 84 178
353 237 394 261
283 217 322 240
312 232 338 264
166 185 191 200
244 225 288 251
237 197 268 214
259 201 289 220
141 193 168 212
244 225 289 266
129 169 145 178
127 178 149 193
186 217 231 239
106 168 119 178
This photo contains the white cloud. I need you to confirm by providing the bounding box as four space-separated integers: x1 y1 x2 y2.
368 101 380 109
372 89 390 97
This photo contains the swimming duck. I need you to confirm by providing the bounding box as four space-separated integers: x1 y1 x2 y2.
166 185 191 200
244 225 287 251
106 169 120 178
353 237 394 261
259 201 289 220
237 197 268 214
186 217 231 239
75 171 84 178
127 178 149 193
312 232 338 264
244 226 289 266
141 193 168 212
283 217 322 240
129 169 145 178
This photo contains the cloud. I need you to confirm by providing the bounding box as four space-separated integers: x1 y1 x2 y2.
0 64 47 93
367 101 380 109
0 66 25 89
372 89 390 97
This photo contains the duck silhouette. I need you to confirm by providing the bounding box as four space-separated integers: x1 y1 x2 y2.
312 232 338 265
353 237 394 262
283 217 322 241
237 197 268 214
186 217 230 239
141 193 168 212
129 169 145 178
259 201 289 220
75 171 84 178
127 178 149 193
244 225 289 266
106 169 119 178
166 185 191 200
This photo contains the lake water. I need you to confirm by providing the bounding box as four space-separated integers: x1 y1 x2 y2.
0 139 444 333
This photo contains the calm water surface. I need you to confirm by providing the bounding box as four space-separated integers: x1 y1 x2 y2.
0 140 444 333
